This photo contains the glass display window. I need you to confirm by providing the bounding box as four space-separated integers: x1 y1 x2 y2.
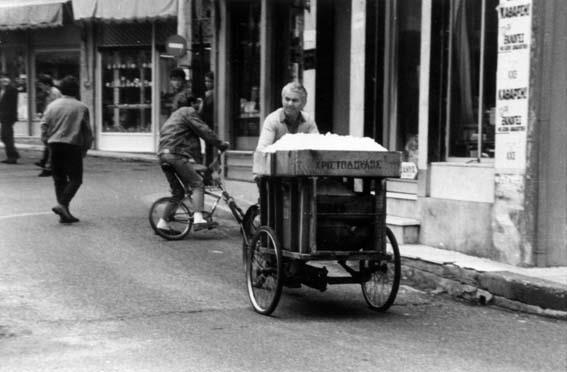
229 1 261 151
446 0 497 160
101 48 152 133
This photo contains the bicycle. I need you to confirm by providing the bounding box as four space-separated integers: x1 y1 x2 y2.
148 151 260 252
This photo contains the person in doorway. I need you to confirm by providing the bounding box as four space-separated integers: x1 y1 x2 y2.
156 96 229 235
200 71 215 165
35 74 62 176
169 67 193 113
0 72 20 164
42 76 93 223
255 81 319 152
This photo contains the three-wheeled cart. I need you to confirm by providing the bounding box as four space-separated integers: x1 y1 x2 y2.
247 149 402 315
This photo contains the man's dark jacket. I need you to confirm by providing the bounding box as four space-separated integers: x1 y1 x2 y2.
158 106 223 163
0 85 18 123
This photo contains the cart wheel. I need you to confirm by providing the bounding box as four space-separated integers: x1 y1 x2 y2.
360 227 401 311
243 204 261 238
242 204 261 269
246 226 283 315
149 197 193 240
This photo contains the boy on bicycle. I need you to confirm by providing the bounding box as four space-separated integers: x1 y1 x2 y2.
157 96 229 234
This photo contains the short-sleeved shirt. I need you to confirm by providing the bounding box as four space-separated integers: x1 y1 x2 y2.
256 108 318 151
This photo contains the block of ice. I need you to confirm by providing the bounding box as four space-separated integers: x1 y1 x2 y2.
262 132 388 153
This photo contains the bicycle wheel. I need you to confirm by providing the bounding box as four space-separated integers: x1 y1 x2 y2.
360 227 401 311
148 196 193 240
246 226 283 315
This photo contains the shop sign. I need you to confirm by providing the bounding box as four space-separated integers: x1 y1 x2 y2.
495 0 532 170
165 35 187 57
400 162 418 180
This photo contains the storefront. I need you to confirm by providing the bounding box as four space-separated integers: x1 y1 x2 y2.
72 0 180 153
0 0 79 138
365 0 566 267
216 0 565 267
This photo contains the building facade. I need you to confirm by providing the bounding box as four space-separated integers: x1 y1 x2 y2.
1 0 564 267
213 0 566 267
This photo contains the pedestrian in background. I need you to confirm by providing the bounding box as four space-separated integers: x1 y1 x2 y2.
42 76 92 223
35 73 62 176
200 71 215 165
169 68 193 113
0 72 20 164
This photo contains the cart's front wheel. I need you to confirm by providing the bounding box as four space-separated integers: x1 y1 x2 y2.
360 227 401 311
246 226 283 315
148 197 193 240
242 204 261 269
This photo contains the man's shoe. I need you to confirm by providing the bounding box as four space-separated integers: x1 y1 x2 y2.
34 161 44 168
52 205 79 223
193 220 219 231
1 159 17 164
38 169 52 177
158 227 182 236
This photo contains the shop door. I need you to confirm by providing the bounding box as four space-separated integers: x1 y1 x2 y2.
33 50 80 136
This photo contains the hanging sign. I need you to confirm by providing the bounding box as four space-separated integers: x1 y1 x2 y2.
495 0 532 170
165 35 187 57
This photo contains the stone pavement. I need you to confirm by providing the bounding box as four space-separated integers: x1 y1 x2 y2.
5 140 567 319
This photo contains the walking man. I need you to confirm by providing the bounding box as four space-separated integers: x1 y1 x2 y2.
42 76 92 223
0 72 20 164
36 73 62 176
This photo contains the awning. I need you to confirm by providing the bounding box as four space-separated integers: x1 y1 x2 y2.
0 0 70 30
72 0 177 22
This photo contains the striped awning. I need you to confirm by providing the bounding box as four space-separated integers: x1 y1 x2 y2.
0 0 70 30
72 0 177 22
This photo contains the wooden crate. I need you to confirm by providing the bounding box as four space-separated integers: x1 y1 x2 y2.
253 150 402 178
259 177 387 254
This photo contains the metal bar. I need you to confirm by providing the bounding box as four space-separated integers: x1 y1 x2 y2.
281 250 385 261
477 0 487 163
309 177 318 253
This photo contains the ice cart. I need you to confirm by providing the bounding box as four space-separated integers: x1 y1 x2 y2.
247 148 402 315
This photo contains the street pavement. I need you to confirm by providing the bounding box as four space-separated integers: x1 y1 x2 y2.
9 141 566 318
0 150 566 371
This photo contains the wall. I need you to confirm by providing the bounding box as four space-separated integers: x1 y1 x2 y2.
533 0 567 266
422 162 496 259
420 198 495 259
349 0 365 137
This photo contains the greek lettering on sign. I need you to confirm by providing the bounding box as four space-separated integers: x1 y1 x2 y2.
498 88 527 100
499 4 530 18
316 159 383 170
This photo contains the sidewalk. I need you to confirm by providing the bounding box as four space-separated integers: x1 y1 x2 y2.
6 140 567 319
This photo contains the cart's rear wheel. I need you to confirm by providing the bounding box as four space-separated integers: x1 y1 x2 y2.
360 227 401 311
149 197 193 240
246 226 283 315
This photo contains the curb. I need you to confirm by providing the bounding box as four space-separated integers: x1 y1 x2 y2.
402 258 567 320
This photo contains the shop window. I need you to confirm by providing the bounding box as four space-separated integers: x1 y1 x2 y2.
101 48 152 133
397 0 421 167
446 0 497 160
34 50 80 119
229 1 261 151
0 46 28 122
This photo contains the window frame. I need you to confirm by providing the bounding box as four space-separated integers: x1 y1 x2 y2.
444 0 495 163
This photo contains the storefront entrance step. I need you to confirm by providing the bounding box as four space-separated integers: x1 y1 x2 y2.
387 215 420 244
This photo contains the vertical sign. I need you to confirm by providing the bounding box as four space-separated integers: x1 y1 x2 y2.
495 0 532 170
